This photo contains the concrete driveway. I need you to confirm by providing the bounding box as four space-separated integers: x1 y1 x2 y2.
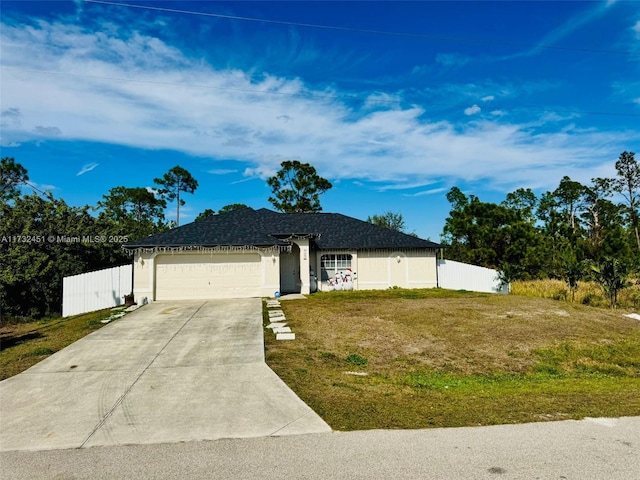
0 299 330 452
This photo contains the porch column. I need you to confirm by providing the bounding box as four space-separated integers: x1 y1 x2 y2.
295 238 311 294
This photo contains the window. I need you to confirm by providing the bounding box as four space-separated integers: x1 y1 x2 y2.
320 254 352 280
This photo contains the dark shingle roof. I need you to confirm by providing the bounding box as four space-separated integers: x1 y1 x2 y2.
126 208 441 250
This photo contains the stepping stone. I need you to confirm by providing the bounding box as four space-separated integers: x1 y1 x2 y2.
276 332 295 340
273 326 292 333
268 310 284 317
266 322 287 329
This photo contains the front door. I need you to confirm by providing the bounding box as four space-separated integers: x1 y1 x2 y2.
279 244 301 293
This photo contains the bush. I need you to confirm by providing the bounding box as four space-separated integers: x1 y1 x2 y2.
345 353 368 367
581 293 605 307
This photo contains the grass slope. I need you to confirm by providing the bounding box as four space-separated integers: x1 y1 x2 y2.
264 289 640 430
0 309 121 380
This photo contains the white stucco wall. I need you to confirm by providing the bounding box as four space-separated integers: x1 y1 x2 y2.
316 249 438 291
132 247 438 301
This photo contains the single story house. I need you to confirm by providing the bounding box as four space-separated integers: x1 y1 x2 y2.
124 208 442 302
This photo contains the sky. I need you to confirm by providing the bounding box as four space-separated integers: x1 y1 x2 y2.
1 0 639 240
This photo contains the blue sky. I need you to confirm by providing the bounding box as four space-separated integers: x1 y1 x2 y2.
1 1 639 240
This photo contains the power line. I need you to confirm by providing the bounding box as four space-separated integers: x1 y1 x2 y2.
83 0 640 57
3 65 640 118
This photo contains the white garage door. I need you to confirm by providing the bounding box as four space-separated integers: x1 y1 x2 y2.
155 253 262 300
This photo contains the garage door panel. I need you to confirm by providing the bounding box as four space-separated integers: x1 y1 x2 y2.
155 254 262 300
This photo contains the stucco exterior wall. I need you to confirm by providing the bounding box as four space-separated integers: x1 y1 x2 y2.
316 249 438 291
132 251 154 303
358 249 438 290
133 247 437 301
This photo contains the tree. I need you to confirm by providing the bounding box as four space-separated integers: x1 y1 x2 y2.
195 208 215 221
267 160 332 213
559 249 586 303
611 151 639 251
219 203 249 214
0 157 29 203
442 188 545 277
502 188 537 224
591 258 630 308
446 186 470 212
580 178 620 258
367 211 406 232
553 176 586 233
97 186 166 240
154 165 198 226
1 193 125 318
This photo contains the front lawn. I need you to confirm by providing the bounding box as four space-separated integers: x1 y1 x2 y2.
264 289 640 430
0 308 123 380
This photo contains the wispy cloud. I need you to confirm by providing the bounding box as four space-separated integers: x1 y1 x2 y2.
76 162 99 176
407 187 448 197
376 181 438 192
506 1 619 58
34 126 62 137
0 14 636 194
208 169 238 175
435 53 470 68
481 95 495 102
464 105 481 116
21 181 57 193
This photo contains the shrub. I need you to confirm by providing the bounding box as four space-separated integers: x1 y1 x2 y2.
345 353 368 367
581 293 605 307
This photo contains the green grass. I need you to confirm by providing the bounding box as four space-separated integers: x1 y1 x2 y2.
264 288 640 430
0 308 124 380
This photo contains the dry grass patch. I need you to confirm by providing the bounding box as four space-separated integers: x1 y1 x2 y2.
512 279 640 308
0 308 120 380
265 289 640 430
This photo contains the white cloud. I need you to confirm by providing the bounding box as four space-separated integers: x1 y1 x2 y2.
377 181 438 192
631 19 640 39
491 110 506 116
481 95 495 102
34 126 62 137
0 16 637 195
409 187 448 197
208 169 238 175
21 182 57 193
76 162 99 176
464 105 481 116
505 1 619 58
435 53 470 67
363 92 401 109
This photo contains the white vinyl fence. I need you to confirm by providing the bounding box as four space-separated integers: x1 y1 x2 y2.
62 265 132 317
437 259 508 294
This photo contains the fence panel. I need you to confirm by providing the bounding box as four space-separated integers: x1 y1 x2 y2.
437 259 508 294
62 265 132 317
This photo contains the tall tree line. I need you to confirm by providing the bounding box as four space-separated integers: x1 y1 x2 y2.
0 158 337 319
441 151 639 304
0 160 198 319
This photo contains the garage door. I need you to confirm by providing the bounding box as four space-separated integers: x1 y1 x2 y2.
155 253 262 300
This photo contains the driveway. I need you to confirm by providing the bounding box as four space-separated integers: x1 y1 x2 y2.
0 299 330 451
